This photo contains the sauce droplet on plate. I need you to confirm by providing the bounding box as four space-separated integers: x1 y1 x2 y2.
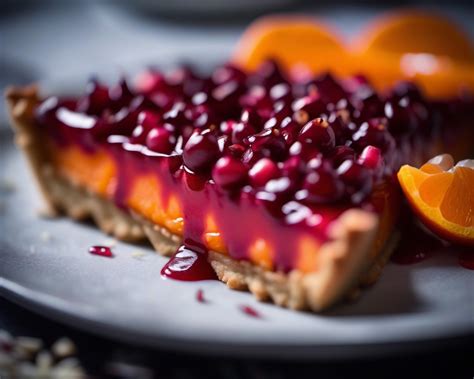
196 289 206 303
391 224 442 265
458 250 474 270
88 245 114 257
240 305 261 318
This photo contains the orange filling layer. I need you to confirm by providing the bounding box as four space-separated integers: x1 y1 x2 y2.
49 143 396 274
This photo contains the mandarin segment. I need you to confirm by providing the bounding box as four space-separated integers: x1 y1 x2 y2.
233 16 348 75
440 167 474 227
355 12 474 97
398 155 474 246
355 11 474 63
419 172 453 207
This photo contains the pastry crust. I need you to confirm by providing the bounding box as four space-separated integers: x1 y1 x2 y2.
6 86 393 312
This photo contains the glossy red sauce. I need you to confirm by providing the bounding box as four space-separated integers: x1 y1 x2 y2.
196 289 206 303
391 222 443 264
34 62 474 273
458 250 474 270
161 246 217 281
240 305 261 318
88 245 114 257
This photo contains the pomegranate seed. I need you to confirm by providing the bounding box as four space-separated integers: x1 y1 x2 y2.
247 129 287 161
351 119 394 152
337 159 371 188
146 126 176 154
292 93 326 122
89 246 114 258
109 79 134 111
239 305 261 318
212 64 246 85
330 146 355 167
281 156 305 182
280 118 301 144
77 79 110 115
298 118 336 151
227 143 246 158
249 158 280 188
212 156 247 189
183 130 220 172
249 60 285 88
358 145 382 169
135 69 166 94
231 121 256 144
313 73 346 103
240 108 262 129
301 167 343 204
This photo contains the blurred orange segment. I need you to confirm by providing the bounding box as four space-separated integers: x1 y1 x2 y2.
233 15 349 75
355 11 474 62
355 11 474 97
398 154 474 246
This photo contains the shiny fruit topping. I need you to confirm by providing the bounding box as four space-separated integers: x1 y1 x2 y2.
330 146 355 167
292 94 326 124
146 125 176 154
299 166 343 204
249 158 280 187
358 145 382 170
212 156 248 190
231 121 256 144
77 79 110 115
351 118 394 152
183 130 220 172
298 118 336 151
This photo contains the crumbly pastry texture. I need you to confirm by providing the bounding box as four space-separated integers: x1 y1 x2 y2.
6 85 396 312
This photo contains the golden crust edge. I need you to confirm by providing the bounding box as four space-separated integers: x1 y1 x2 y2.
5 85 394 312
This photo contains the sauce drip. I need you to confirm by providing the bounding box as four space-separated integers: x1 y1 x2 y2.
391 224 442 265
458 250 474 270
240 305 261 318
161 246 217 281
196 289 206 303
88 245 114 257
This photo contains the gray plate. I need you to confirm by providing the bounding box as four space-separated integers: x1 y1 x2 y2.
0 131 472 358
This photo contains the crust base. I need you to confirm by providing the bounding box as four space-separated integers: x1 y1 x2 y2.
6 86 395 312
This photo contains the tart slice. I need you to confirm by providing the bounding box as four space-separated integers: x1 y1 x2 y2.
6 60 474 311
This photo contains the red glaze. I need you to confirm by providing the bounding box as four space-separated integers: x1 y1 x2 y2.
88 246 114 258
196 289 206 303
391 224 443 265
161 246 217 281
458 250 474 270
34 61 474 273
240 305 261 318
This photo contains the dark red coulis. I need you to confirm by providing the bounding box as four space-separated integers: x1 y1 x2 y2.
34 60 474 273
88 245 114 257
458 250 474 270
240 305 261 318
161 245 217 281
196 289 206 303
391 224 443 265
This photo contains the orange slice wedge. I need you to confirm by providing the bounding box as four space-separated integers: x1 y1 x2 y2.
354 11 474 98
398 154 474 246
232 15 350 76
355 11 474 62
